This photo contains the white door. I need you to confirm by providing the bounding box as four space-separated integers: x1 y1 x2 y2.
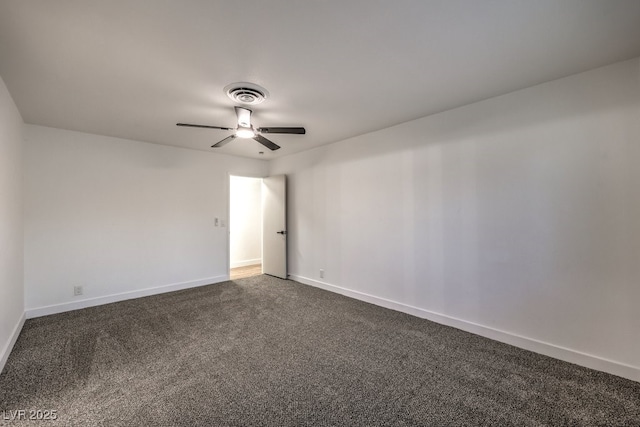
262 175 287 279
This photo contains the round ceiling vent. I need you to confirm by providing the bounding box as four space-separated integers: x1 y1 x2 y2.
224 82 269 105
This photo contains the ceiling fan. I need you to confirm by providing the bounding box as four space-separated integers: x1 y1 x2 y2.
177 106 305 151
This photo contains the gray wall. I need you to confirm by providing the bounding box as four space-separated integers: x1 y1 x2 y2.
270 58 640 381
0 75 24 372
23 125 268 316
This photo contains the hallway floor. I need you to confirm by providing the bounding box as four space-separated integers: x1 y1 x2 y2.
230 264 262 280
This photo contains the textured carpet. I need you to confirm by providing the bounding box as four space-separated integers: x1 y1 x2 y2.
1 275 639 426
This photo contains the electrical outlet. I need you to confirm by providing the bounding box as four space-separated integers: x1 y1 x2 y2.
319 269 324 279
214 218 219 227
73 286 83 296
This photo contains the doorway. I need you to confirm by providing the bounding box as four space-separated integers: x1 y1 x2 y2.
229 175 263 280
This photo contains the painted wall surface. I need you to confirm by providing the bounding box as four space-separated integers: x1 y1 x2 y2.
230 176 262 268
24 125 267 313
0 76 24 371
270 58 640 377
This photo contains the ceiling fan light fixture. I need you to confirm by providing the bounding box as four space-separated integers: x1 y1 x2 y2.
236 126 255 139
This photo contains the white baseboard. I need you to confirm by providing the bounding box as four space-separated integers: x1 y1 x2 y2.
0 312 25 374
26 275 230 319
230 258 262 269
290 274 640 383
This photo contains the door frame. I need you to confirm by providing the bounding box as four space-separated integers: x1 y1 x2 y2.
227 173 265 279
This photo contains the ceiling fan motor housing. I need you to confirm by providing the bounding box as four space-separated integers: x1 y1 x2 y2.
224 82 269 105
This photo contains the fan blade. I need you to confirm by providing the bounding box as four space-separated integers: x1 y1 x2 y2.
253 134 280 151
212 135 237 148
177 123 233 131
257 127 305 134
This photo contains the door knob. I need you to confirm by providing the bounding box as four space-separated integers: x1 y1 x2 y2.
276 230 287 235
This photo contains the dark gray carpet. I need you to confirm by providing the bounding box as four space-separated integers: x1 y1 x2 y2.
1 275 639 426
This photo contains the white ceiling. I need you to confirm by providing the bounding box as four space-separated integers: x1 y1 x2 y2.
1 1 640 160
